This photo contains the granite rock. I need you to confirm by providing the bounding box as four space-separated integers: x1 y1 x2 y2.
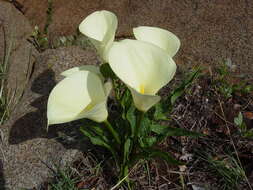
0 1 38 112
16 0 253 77
0 45 98 189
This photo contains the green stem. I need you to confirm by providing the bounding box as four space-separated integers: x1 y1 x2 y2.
117 164 131 190
104 120 121 144
131 111 145 157
113 79 121 102
133 111 144 145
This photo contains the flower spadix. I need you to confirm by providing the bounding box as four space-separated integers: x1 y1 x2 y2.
108 39 176 112
133 26 180 57
79 10 118 63
47 70 111 125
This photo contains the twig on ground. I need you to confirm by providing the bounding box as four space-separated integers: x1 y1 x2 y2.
110 161 140 190
218 99 253 190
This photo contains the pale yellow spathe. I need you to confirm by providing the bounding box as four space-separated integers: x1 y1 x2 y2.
47 70 111 125
61 65 104 80
133 26 180 57
108 39 176 112
79 10 118 63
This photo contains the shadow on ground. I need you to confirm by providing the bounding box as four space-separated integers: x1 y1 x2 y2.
9 68 86 145
2 68 93 189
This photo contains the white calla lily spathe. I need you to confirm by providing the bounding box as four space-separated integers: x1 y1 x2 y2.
47 70 112 125
61 65 104 80
76 10 181 112
108 39 177 112
79 10 118 63
133 26 180 57
79 11 180 60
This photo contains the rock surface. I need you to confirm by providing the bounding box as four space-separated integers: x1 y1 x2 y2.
0 3 99 189
1 0 253 189
0 1 38 112
16 0 253 77
0 46 98 189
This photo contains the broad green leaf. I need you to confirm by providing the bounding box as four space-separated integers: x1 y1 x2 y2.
150 124 168 134
91 125 109 142
126 104 136 137
151 124 203 138
80 127 118 161
91 125 104 136
145 137 157 147
154 103 169 120
100 63 116 79
164 126 202 137
139 116 151 137
80 127 109 148
139 136 157 148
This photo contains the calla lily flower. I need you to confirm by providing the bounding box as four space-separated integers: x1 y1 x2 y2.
108 39 176 112
133 26 180 57
47 70 112 125
79 10 118 63
61 65 104 80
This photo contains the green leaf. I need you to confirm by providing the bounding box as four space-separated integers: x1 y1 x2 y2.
126 105 136 137
151 124 203 138
91 125 106 137
80 127 118 161
138 116 151 137
120 89 132 119
100 63 116 79
123 165 130 183
169 68 201 105
234 112 243 127
139 136 157 148
170 90 184 105
123 138 132 164
80 127 108 148
150 124 168 134
240 122 247 132
144 148 183 165
91 125 104 135
154 103 169 120
82 125 110 143
243 129 253 139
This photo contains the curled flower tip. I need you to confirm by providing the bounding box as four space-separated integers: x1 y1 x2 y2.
79 10 118 63
133 26 180 57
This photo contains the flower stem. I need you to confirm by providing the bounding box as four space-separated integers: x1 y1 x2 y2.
104 120 121 144
133 111 144 150
132 111 144 154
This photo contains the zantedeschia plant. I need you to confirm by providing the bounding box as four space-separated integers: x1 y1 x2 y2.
47 69 111 124
108 39 176 112
79 10 118 63
47 10 202 188
133 26 180 57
